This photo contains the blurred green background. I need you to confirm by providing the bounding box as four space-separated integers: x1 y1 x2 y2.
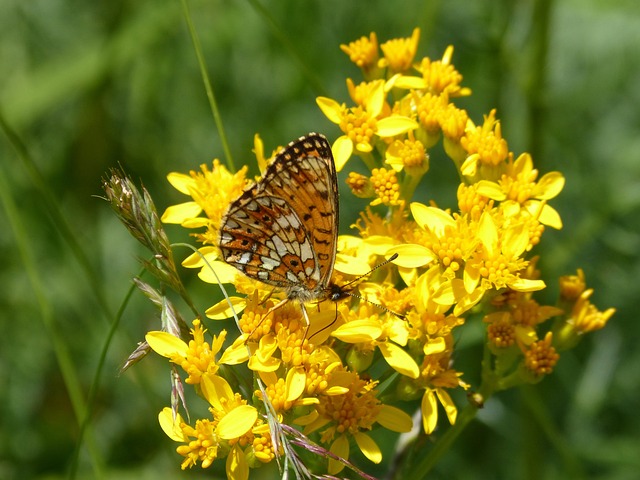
1 0 639 479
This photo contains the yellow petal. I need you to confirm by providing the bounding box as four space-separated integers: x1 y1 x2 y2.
376 116 419 137
361 234 397 255
475 180 506 201
161 202 202 224
477 212 498 255
460 154 478 177
218 405 258 440
502 222 529 259
316 96 343 124
421 389 438 434
226 445 249 480
378 342 420 379
333 135 353 172
328 435 349 475
285 366 307 402
334 253 373 276
200 374 234 410
535 171 565 199
424 337 446 355
410 202 456 234
145 331 188 358
198 260 238 284
510 278 546 292
325 385 349 395
526 202 563 229
247 354 281 372
332 319 383 343
436 388 458 425
387 244 436 268
181 246 219 268
219 335 250 365
205 297 246 320
354 432 382 464
392 75 427 90
158 407 187 442
365 81 385 117
376 404 413 433
166 172 195 195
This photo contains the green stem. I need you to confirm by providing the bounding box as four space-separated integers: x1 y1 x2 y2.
180 0 234 171
68 276 139 479
412 401 479 478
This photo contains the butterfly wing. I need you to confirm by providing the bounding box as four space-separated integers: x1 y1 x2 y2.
219 133 338 298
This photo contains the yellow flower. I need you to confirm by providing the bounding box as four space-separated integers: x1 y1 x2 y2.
300 369 412 474
559 268 586 301
146 320 227 384
524 332 559 377
161 160 248 245
379 27 420 73
475 152 565 229
460 109 509 179
385 134 429 176
414 45 471 97
331 303 419 379
370 167 403 207
340 32 380 77
317 83 417 171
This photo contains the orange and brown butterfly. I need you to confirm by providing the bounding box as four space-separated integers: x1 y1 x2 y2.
218 133 348 327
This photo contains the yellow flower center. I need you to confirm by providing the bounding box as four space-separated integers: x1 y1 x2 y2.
176 419 218 469
380 28 419 72
524 334 559 376
346 171 372 197
417 57 464 94
461 122 508 167
340 106 377 149
340 32 379 71
415 92 447 134
318 386 381 438
439 103 469 140
370 167 402 206
487 320 516 348
262 377 294 412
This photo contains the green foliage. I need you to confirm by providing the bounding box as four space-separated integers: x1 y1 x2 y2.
1 0 639 479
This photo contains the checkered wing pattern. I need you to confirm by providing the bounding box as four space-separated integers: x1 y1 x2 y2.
218 133 338 302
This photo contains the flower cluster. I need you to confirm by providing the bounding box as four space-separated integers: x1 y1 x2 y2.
118 28 616 479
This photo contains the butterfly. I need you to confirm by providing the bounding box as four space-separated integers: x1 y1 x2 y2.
218 133 346 327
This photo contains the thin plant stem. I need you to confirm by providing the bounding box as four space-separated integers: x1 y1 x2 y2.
67 274 141 479
180 0 235 171
0 153 104 478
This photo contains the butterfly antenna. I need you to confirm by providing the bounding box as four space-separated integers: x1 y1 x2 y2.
335 253 405 319
340 253 400 289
